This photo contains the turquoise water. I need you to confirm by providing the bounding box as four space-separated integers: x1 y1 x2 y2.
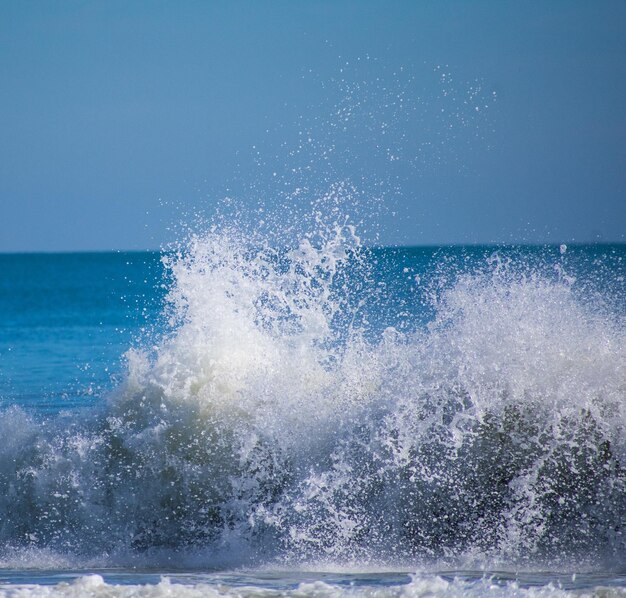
0 240 625 596
0 252 163 411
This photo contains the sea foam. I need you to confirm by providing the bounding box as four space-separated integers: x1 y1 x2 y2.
0 212 624 570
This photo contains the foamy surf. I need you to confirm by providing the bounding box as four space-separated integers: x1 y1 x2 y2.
1 571 625 597
0 213 624 574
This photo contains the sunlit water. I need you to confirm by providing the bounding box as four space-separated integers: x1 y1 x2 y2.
0 226 625 596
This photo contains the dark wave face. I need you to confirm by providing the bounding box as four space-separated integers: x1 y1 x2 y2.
0 213 624 570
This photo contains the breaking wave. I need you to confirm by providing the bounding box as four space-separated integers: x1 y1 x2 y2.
0 208 624 570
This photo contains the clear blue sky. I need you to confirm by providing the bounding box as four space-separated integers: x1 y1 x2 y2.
1 1 625 251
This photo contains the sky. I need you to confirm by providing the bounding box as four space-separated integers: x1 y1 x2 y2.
0 0 625 251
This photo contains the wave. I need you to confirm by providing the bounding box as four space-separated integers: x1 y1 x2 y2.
0 214 624 570
0 572 616 597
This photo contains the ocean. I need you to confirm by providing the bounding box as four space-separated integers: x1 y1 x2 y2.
0 227 625 596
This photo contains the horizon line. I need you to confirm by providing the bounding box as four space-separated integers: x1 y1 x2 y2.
1 240 625 256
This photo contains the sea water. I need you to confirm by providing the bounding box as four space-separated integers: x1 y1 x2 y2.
0 224 625 596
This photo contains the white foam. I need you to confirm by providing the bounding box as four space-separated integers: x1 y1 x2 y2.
0 216 624 569
0 573 608 597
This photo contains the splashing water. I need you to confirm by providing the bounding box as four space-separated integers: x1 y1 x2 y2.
0 206 624 572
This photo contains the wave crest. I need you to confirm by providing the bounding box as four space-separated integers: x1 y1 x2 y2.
1 222 624 568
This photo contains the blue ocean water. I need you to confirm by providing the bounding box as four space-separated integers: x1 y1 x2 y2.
0 252 163 412
0 237 625 596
